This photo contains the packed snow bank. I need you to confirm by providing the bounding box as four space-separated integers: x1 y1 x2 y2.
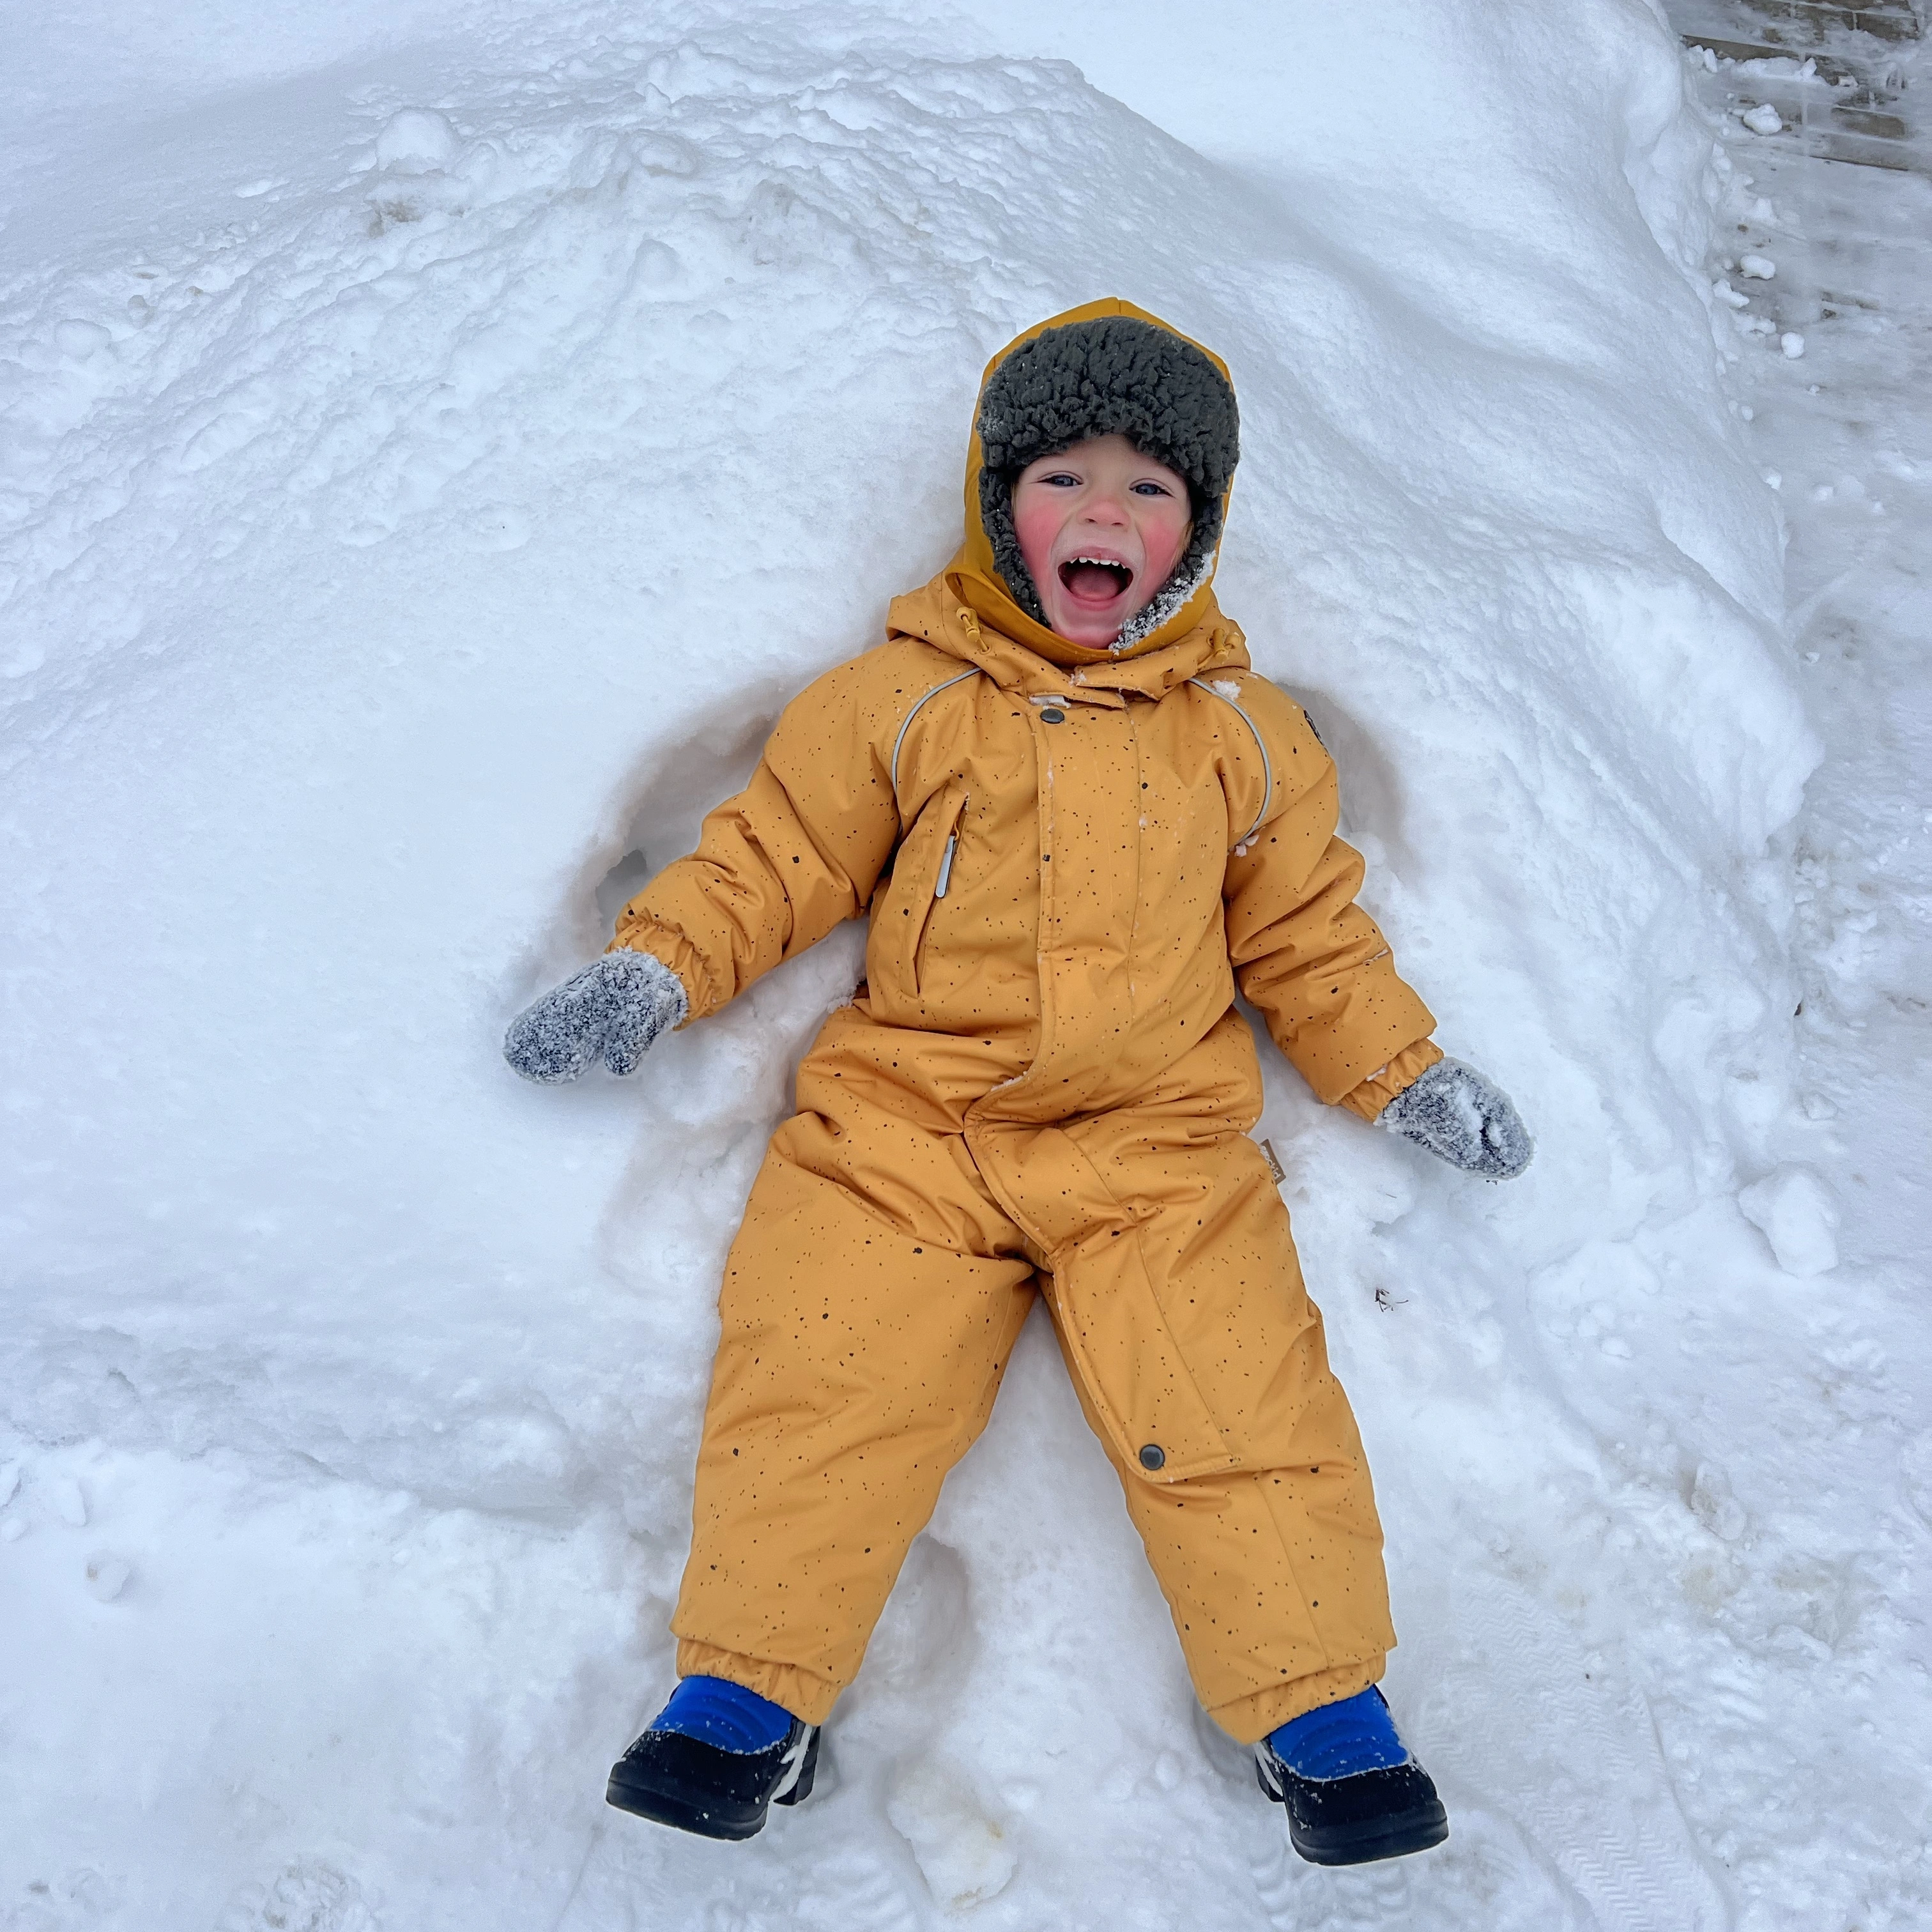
2 1 1832 1926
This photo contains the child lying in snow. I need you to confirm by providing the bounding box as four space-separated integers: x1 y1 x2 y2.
506 299 1531 1867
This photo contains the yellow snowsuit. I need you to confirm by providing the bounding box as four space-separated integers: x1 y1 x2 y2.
614 302 1441 1742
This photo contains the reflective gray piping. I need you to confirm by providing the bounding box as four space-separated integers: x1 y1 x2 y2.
1186 676 1272 847
891 670 980 804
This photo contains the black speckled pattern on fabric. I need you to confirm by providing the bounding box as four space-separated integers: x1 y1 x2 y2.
1380 1056 1533 1179
503 948 688 1083
976 315 1239 640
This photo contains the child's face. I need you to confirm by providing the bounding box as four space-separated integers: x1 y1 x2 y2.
1012 434 1193 646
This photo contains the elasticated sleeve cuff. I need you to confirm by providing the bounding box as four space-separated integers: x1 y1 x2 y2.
605 930 703 1027
1336 1037 1443 1123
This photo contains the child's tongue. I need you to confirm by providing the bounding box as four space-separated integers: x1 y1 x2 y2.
1064 562 1124 602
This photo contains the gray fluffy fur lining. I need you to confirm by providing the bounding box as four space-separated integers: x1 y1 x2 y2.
976 316 1239 649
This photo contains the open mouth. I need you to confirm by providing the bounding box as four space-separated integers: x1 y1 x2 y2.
1058 555 1134 602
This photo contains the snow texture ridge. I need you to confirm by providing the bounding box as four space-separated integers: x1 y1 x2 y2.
2 0 1891 1927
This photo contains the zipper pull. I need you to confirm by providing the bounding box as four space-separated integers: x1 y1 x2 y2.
934 794 967 898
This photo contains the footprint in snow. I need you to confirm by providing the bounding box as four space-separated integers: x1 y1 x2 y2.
215 1861 376 1932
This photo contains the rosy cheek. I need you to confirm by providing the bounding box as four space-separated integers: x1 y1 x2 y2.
1140 504 1190 585
1013 490 1062 588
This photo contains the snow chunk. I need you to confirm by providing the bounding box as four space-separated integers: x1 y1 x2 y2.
374 107 459 174
1738 1166 1839 1276
1738 254 1776 280
85 1552 133 1602
1782 332 1806 360
1740 102 1784 135
887 1760 1017 1907
54 319 111 362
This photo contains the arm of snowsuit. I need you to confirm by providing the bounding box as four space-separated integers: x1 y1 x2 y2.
607 659 903 1020
1216 678 1439 1117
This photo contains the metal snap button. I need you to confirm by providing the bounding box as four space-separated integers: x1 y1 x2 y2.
1138 1443 1165 1470
1039 707 1066 724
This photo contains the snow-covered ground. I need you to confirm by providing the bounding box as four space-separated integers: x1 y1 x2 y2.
3 2 1925 1926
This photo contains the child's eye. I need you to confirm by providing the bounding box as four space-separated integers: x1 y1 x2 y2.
1040 472 1080 487
1131 480 1174 496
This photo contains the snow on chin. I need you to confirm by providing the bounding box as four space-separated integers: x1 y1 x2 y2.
0 0 1825 1924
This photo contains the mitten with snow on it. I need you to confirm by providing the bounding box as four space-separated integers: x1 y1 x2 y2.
1379 1057 1533 1179
503 949 689 1083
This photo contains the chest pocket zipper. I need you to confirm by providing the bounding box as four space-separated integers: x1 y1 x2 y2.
935 819 963 898
879 781 969 1002
913 787 967 995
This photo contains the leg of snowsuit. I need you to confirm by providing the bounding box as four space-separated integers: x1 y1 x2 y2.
968 1022 1395 1745
670 1020 1038 1726
672 1008 1394 1739
1039 1118 1393 1743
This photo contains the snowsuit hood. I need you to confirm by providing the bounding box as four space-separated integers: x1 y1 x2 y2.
947 298 1241 668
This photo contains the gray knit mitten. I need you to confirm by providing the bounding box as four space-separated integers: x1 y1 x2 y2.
1380 1057 1533 1179
503 950 689 1084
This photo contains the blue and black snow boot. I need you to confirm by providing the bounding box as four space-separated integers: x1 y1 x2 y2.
606 1676 819 1841
1255 1685 1448 1866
